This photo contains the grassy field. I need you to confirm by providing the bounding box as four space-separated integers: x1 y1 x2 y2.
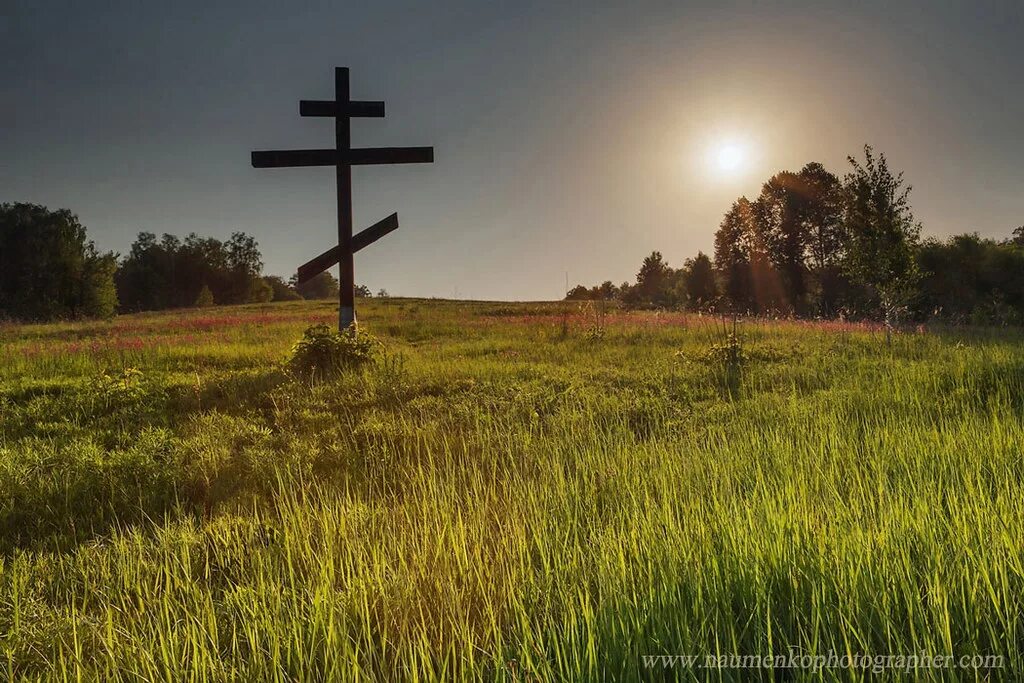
1 299 1022 681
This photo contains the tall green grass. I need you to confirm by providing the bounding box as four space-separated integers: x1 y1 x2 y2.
1 300 1022 680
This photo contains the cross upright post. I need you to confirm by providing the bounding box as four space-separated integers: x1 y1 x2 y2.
251 66 433 333
335 67 355 330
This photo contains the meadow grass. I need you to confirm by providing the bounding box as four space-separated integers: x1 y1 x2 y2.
1 299 1022 680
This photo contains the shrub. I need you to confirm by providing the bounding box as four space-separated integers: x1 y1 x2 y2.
675 323 746 398
286 323 378 380
194 284 215 307
704 331 745 367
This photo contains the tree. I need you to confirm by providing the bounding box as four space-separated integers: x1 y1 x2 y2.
796 162 846 315
635 251 673 306
377 288 390 298
80 249 119 318
841 145 921 325
194 284 215 307
755 171 808 313
226 232 265 303
0 203 118 320
292 272 340 300
916 233 1024 325
714 198 755 313
565 285 591 301
618 281 639 306
178 233 230 305
117 231 266 311
263 275 302 301
1010 226 1024 246
355 284 372 297
248 277 273 303
683 252 717 310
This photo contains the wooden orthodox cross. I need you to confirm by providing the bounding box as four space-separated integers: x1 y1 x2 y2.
252 67 433 330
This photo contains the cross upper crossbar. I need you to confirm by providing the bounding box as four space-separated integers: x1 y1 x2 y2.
251 147 434 168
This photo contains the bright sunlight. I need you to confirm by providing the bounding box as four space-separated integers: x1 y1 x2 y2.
712 139 750 176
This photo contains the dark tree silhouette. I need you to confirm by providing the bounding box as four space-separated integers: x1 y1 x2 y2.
755 171 807 313
683 252 717 310
263 276 302 301
797 162 845 315
0 203 117 321
292 272 340 300
714 198 755 313
635 251 673 306
562 147 1024 325
841 145 920 324
116 231 268 312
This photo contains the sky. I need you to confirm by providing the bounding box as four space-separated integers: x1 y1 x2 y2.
3 0 1023 300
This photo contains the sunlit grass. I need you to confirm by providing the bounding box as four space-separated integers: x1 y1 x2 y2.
1 299 1022 680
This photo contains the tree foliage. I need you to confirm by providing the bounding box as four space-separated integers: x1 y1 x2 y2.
917 234 1024 325
714 198 755 313
292 272 340 300
571 144 1024 325
682 252 717 310
840 145 921 323
194 284 215 307
263 276 302 302
755 171 807 313
0 203 118 320
635 252 674 307
116 231 269 312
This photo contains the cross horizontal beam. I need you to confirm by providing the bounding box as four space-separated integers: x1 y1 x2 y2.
296 213 400 284
300 100 385 117
349 147 434 165
252 149 334 167
251 147 434 168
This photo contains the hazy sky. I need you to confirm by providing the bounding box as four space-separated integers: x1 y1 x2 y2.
4 1 1022 300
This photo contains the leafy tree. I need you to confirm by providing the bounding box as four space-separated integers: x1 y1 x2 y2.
796 162 846 315
683 252 717 310
565 285 591 301
755 171 807 313
714 198 755 312
666 269 688 308
916 233 1024 324
292 272 339 300
746 203 786 314
567 280 621 301
226 232 265 303
355 284 372 298
248 277 273 303
617 281 639 306
0 203 118 320
117 230 266 311
1010 226 1024 246
80 250 119 318
595 281 617 300
635 251 672 306
263 275 302 301
194 284 215 307
840 145 921 324
377 288 390 298
227 232 262 276
553 149 1024 325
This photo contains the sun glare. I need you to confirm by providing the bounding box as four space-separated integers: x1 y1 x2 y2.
715 141 746 174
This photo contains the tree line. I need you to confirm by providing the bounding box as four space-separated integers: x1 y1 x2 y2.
568 146 1024 326
0 202 379 321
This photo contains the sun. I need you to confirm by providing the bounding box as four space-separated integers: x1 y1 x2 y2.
715 141 747 174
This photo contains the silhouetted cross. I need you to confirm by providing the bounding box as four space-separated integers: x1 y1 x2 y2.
252 67 433 330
